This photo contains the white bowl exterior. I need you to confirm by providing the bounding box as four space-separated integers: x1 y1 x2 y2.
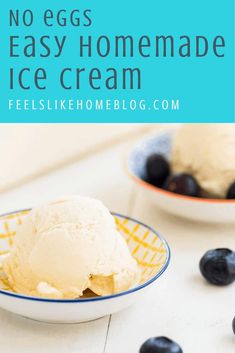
138 185 235 223
0 288 149 323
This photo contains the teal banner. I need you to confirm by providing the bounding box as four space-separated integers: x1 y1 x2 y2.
0 0 234 122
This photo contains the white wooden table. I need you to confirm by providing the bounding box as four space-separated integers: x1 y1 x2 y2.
0 136 234 353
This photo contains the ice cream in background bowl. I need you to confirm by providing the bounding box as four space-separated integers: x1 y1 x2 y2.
172 124 235 198
0 197 170 323
127 124 235 223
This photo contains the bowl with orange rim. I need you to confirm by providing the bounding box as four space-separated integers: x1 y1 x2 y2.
126 131 235 223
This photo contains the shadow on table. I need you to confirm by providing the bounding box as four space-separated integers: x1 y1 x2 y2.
0 307 107 353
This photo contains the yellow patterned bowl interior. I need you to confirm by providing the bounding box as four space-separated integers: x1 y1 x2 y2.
0 210 170 295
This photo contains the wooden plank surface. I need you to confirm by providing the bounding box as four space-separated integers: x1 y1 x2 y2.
105 191 235 353
0 310 109 353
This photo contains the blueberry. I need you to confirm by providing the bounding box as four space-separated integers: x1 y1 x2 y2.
199 249 235 286
140 337 183 353
146 154 170 187
227 182 235 199
164 173 200 197
232 317 235 335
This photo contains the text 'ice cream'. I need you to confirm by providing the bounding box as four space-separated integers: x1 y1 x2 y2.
4 196 140 299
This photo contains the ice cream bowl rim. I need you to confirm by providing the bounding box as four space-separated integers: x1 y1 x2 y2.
125 131 235 205
0 209 170 304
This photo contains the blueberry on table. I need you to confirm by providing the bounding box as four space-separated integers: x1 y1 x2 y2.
164 173 200 197
140 336 183 353
199 249 235 286
232 317 235 335
227 182 235 199
146 154 170 187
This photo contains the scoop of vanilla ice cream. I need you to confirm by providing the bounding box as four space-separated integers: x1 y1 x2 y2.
172 124 235 197
4 196 140 299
